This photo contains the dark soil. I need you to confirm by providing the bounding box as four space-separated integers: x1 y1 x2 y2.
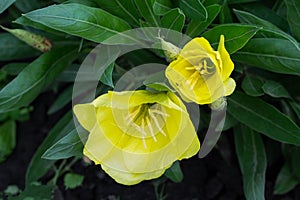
1 92 300 200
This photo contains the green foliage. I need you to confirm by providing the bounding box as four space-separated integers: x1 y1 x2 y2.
1 0 300 199
228 92 300 145
234 125 266 200
0 0 15 14
164 161 184 183
0 120 16 163
64 173 84 189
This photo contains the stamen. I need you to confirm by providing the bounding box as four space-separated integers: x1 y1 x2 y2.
146 116 157 142
150 109 170 117
125 105 141 124
185 66 195 70
149 111 167 136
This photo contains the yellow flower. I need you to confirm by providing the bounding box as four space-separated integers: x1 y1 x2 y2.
165 35 236 105
73 90 200 185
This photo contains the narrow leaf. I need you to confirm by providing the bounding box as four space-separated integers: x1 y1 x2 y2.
274 162 299 195
153 0 173 15
0 120 16 163
161 8 185 33
0 47 77 113
179 0 207 22
234 125 266 200
202 24 260 54
186 4 221 38
232 38 300 76
228 91 300 145
25 112 73 185
42 129 85 160
134 0 160 26
233 9 299 50
0 0 15 14
47 86 73 115
164 161 183 183
262 80 291 99
100 63 115 88
241 75 264 97
284 0 300 41
0 33 40 61
95 0 140 26
22 3 131 43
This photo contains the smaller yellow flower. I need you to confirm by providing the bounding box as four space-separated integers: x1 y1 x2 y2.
165 35 236 105
73 90 200 185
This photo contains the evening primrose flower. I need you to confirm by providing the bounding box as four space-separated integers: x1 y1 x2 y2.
165 35 236 105
73 90 200 185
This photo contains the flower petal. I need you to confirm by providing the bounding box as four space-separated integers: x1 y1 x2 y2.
224 77 236 96
73 104 96 131
101 164 168 185
217 35 234 80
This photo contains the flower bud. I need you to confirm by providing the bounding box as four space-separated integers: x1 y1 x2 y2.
0 25 52 52
158 37 181 62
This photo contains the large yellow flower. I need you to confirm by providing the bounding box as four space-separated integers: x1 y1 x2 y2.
165 35 236 104
73 90 200 185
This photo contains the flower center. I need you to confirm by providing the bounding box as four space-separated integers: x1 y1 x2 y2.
125 103 169 148
185 57 216 89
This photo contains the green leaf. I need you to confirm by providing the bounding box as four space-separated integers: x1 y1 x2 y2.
0 33 40 61
179 0 207 22
21 3 131 43
202 24 260 54
219 1 233 24
47 86 73 115
42 129 85 160
274 162 299 195
234 125 267 200
0 47 77 113
164 161 183 183
0 0 15 14
291 147 300 180
100 63 115 88
289 100 300 120
95 0 140 26
161 8 185 33
64 173 84 189
134 0 160 26
233 9 299 50
228 91 300 145
186 4 221 38
153 0 173 15
8 183 55 200
284 0 300 41
2 63 28 76
237 3 288 32
232 38 300 76
0 120 16 163
262 80 291 99
228 0 259 4
14 0 50 12
241 75 264 97
25 112 73 185
234 125 266 200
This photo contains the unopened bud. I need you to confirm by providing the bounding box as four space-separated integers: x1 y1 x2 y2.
0 25 52 52
158 37 180 62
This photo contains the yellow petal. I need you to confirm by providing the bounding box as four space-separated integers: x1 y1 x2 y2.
181 37 215 57
101 164 169 185
73 104 96 131
82 91 200 176
224 77 236 96
217 35 234 80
